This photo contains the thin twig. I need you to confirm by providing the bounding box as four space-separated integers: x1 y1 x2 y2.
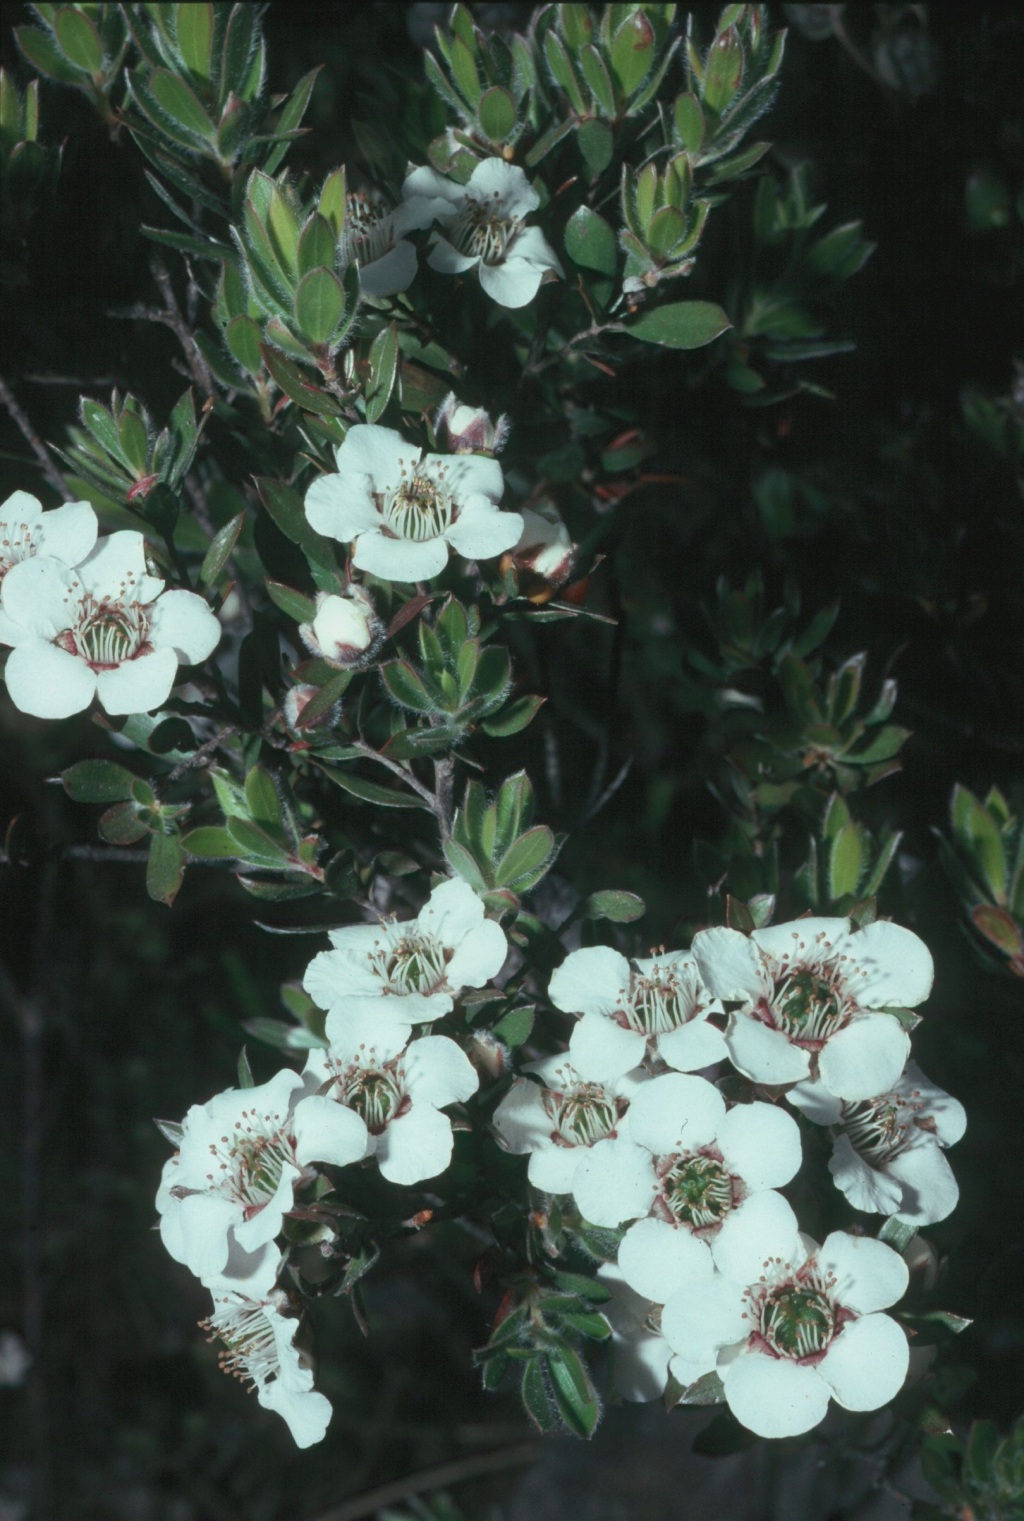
524 320 625 379
352 741 439 810
151 256 217 398
433 752 455 839
303 1442 539 1521
0 376 74 501
166 725 238 783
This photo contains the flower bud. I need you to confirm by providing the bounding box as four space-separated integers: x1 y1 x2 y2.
299 587 382 668
284 682 338 733
505 503 575 593
435 392 510 456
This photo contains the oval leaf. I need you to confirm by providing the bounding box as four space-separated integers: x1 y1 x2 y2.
294 266 346 346
627 300 732 349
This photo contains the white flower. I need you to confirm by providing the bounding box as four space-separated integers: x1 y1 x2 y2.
0 531 220 719
691 917 934 1103
548 945 727 1080
156 1067 367 1280
0 490 97 646
338 187 449 298
596 1264 671 1402
511 504 575 587
303 876 508 1024
299 587 381 666
492 1053 647 1193
661 1229 910 1439
201 1243 332 1448
402 158 564 309
304 423 523 582
572 1073 803 1305
435 392 510 455
789 1061 966 1226
300 1009 478 1185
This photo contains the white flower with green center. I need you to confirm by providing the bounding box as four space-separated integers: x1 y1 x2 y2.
337 187 450 298
304 422 522 582
492 1054 647 1193
0 491 97 645
402 158 564 309
548 945 727 1080
0 531 220 719
156 1068 367 1280
596 1264 672 1402
572 1073 802 1304
303 877 508 1025
691 917 934 1102
300 1009 478 1185
200 1243 331 1448
789 1061 966 1225
660 1229 910 1439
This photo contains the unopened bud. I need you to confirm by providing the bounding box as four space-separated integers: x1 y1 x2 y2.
299 587 382 668
435 392 511 455
466 1030 510 1082
506 503 575 591
283 682 339 733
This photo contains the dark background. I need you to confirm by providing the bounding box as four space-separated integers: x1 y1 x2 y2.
1 4 1021 1518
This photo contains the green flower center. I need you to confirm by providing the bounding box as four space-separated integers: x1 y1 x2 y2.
451 195 518 266
370 932 450 995
382 472 453 542
771 967 849 1047
662 1154 735 1228
759 1285 836 1359
554 1083 617 1146
206 1111 297 1219
339 1067 403 1134
626 964 703 1036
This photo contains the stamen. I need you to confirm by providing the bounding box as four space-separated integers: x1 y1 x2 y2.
623 962 704 1036
368 929 450 994
450 192 518 266
337 1066 403 1134
54 593 151 669
203 1108 298 1219
0 518 43 578
745 1258 841 1363
661 1152 735 1228
767 965 852 1049
339 192 395 267
381 467 454 542
201 1294 281 1389
550 1082 617 1146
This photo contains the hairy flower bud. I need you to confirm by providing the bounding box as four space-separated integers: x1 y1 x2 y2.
299 587 382 668
435 393 510 456
510 503 576 589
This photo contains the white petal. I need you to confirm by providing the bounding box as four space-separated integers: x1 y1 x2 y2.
548 946 631 1017
359 240 417 298
376 1103 453 1184
0 490 42 530
725 1012 811 1085
477 256 545 309
335 424 416 485
655 1018 728 1073
234 1162 303 1253
846 921 934 1008
323 1006 409 1065
717 1101 802 1190
711 1190 802 1285
260 1379 332 1448
78 531 161 602
445 926 509 993
351 528 449 582
752 917 852 969
723 1353 830 1438
626 1073 726 1157
466 157 539 216
787 1078 843 1125
691 927 769 1003
418 875 483 939
528 1145 580 1193
95 647 179 715
572 1138 656 1227
818 1015 910 1103
303 944 387 1007
329 990 452 1025
402 1034 478 1106
618 1217 713 1303
509 225 564 275
1 555 79 637
817 1231 909 1314
171 1193 240 1277
36 499 98 565
888 1141 960 1227
428 237 479 275
829 1133 903 1215
426 451 505 506
445 499 523 560
148 589 220 663
304 471 381 542
567 1011 646 1081
0 607 21 645
292 1095 368 1168
492 1078 550 1153
661 1276 747 1364
401 165 463 208
899 1061 967 1147
818 1312 909 1410
4 640 96 717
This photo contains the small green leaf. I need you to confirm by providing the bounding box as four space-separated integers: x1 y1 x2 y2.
237 1044 255 1087
495 826 556 890
564 205 617 276
543 31 586 116
450 33 481 104
520 1358 556 1434
244 766 282 834
545 1348 599 1437
182 826 240 859
226 817 292 865
444 838 490 892
54 6 104 74
828 822 863 901
703 25 743 115
242 1016 326 1052
609 9 655 98
265 580 318 623
146 832 185 906
972 904 1023 961
952 784 1006 902
16 25 83 84
577 117 613 178
62 758 138 804
584 889 645 923
176 1 214 81
645 204 687 256
627 300 732 349
294 266 346 346
478 84 516 142
674 91 704 153
382 659 436 713
879 1217 917 1254
97 802 151 845
579 44 616 116
481 694 546 738
846 725 911 766
493 1004 535 1048
150 69 217 143
315 764 432 810
365 323 399 424
225 314 263 373
201 511 245 587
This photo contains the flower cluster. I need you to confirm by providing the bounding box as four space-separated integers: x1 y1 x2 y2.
501 914 962 1438
0 492 220 719
155 878 507 1444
